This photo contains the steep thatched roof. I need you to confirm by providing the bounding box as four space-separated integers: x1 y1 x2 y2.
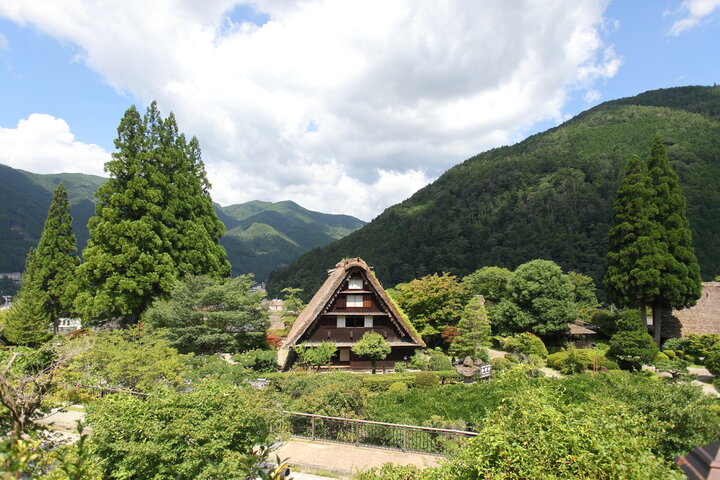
567 323 597 335
277 257 424 368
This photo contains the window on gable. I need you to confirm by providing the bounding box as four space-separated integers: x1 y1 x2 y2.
346 294 364 308
348 278 363 290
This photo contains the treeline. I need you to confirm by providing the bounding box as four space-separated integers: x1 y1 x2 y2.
267 86 720 300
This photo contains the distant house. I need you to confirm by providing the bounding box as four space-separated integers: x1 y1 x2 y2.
662 282 720 338
277 258 425 370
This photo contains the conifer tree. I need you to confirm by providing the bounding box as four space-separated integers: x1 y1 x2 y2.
605 155 663 325
3 249 51 345
646 139 701 344
32 183 80 333
75 103 229 323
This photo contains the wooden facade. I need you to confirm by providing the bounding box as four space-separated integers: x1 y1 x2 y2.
277 258 424 370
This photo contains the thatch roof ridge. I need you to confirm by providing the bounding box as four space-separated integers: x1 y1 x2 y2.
277 257 424 368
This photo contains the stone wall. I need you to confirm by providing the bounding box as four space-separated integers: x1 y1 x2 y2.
662 282 720 338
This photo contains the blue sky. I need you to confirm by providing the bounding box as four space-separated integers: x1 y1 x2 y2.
0 1 718 220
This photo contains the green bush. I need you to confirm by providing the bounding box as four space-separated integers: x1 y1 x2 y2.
393 362 407 373
414 372 440 389
490 357 514 372
388 381 408 393
232 349 277 372
504 333 548 358
705 343 720 376
428 351 453 371
546 351 568 369
553 347 592 374
655 352 669 362
686 334 720 358
663 350 677 360
684 354 697 364
409 351 431 370
662 338 688 352
599 359 619 370
361 374 416 392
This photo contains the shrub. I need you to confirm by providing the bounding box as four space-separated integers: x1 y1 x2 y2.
490 357 514 372
684 354 697 364
361 374 415 393
662 338 688 352
686 334 720 358
409 351 431 370
705 343 720 377
553 347 592 375
388 382 408 393
504 333 548 358
546 351 568 370
608 329 659 371
655 352 669 362
393 362 407 373
428 351 453 371
414 372 440 389
599 359 619 370
663 350 677 360
232 349 277 372
298 382 369 418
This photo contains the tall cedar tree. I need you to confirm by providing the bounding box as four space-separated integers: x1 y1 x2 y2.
3 249 51 345
605 155 663 324
646 139 702 343
75 103 229 322
32 183 79 333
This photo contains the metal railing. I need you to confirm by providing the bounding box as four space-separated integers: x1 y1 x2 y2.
277 411 477 454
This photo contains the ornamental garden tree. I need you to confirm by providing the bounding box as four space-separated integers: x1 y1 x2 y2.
293 342 337 372
352 331 391 374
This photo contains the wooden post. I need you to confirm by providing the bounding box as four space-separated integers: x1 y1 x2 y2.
311 416 316 440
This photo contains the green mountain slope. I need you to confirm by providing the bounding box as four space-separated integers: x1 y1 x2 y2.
0 166 364 281
267 86 720 300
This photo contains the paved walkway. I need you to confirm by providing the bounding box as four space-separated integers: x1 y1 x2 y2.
274 439 441 478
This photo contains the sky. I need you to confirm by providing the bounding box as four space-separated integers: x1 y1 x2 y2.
0 1 719 221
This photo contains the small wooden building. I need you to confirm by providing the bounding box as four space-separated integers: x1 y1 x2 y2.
277 258 425 370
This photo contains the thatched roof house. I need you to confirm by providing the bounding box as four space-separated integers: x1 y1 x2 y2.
277 258 425 370
662 282 720 338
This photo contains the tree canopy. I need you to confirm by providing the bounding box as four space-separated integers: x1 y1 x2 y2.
352 331 391 374
75 103 229 323
493 259 577 336
143 275 268 355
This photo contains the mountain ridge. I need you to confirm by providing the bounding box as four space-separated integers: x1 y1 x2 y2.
266 85 720 300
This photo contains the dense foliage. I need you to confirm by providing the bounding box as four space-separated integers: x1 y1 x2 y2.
293 342 337 371
448 296 490 358
74 103 230 322
393 273 469 339
87 383 278 480
144 275 268 354
493 260 577 336
352 332 391 373
2 250 51 346
268 86 720 299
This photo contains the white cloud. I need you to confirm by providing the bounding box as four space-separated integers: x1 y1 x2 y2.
0 114 109 176
584 89 602 104
0 1 619 220
669 0 720 35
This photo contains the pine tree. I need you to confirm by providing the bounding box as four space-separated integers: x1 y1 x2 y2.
3 249 51 345
646 138 702 344
605 155 663 324
32 183 80 333
75 103 230 323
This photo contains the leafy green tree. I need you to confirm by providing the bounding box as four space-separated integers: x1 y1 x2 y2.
655 357 694 382
565 271 599 322
646 138 702 344
706 343 720 377
293 342 337 371
493 259 576 336
394 273 470 340
608 326 659 372
281 287 304 328
352 332 391 374
87 382 279 480
75 103 229 323
63 325 189 393
3 250 51 346
143 275 268 355
605 154 662 325
30 183 80 334
449 296 490 358
462 266 513 303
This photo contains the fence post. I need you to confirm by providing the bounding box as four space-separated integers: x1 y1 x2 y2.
311 416 316 440
355 422 359 446
402 429 407 452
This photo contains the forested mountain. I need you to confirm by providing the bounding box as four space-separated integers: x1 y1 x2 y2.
0 166 364 281
267 86 720 300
